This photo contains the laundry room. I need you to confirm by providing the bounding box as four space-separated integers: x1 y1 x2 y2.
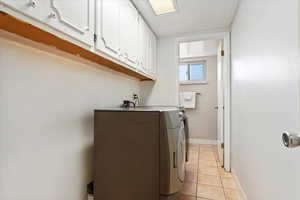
1 0 300 200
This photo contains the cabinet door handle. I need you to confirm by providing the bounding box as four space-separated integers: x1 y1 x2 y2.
49 12 56 19
28 0 37 8
173 152 177 168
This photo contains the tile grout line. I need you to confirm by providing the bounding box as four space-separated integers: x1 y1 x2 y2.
197 145 220 200
215 146 227 200
195 144 200 198
188 144 245 200
202 145 226 200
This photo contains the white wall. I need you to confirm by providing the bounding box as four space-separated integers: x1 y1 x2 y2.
179 56 217 140
140 37 179 106
179 40 220 58
140 35 225 108
0 36 140 200
231 0 300 199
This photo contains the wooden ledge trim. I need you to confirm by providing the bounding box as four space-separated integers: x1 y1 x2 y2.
0 11 152 81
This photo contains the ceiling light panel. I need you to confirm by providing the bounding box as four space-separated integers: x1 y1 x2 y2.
149 0 177 15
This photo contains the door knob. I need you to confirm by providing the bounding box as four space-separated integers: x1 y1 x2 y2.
282 132 300 148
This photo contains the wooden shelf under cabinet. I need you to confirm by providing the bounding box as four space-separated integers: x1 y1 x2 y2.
0 11 153 81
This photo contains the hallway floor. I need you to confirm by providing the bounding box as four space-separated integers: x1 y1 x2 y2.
180 144 243 200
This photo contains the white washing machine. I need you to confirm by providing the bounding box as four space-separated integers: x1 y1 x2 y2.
160 110 186 199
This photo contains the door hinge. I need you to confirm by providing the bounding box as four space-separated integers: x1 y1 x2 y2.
94 34 97 43
221 50 225 56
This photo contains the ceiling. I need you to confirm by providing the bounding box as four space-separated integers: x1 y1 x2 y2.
132 0 239 37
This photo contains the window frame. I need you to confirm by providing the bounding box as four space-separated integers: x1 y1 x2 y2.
179 58 207 85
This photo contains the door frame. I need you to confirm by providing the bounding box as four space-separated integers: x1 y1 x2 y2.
217 40 225 167
176 31 231 171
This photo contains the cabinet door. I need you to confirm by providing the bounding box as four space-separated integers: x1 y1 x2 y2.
1 0 51 22
144 25 153 74
119 0 138 68
146 28 151 73
46 0 94 46
95 0 120 59
138 16 147 72
150 31 158 76
148 29 154 75
140 25 157 77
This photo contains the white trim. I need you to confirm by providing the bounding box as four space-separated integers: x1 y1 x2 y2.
223 32 231 172
161 27 231 39
189 139 217 145
181 53 217 59
179 81 208 85
176 31 229 43
87 194 94 200
231 169 248 200
180 59 207 64
180 56 212 63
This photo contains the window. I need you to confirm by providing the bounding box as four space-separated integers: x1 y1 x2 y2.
179 61 206 84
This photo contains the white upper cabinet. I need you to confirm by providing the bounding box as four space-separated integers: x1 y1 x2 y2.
150 30 157 75
46 0 95 46
119 0 139 68
0 0 157 79
138 15 157 76
0 0 94 46
138 17 147 72
95 0 120 59
144 26 151 73
1 0 51 22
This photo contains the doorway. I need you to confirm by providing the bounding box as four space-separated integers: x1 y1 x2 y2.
176 32 231 171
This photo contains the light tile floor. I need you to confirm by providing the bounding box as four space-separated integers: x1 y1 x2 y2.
179 144 243 200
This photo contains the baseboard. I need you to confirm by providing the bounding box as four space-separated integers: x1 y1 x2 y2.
189 138 217 145
87 194 94 200
231 169 248 200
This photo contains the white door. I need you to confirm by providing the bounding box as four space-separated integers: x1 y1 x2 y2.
217 41 224 166
119 0 138 68
1 0 51 22
46 0 94 46
230 0 300 199
95 0 120 59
